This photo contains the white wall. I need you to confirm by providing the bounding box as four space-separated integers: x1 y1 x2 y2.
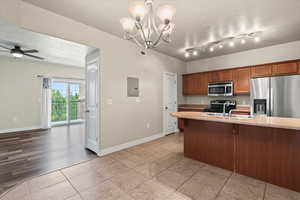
0 0 186 148
185 40 300 106
0 55 84 131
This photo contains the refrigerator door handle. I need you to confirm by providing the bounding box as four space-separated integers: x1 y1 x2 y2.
270 87 273 116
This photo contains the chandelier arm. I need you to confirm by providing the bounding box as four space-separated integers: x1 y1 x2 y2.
125 33 144 49
152 24 170 47
137 22 149 48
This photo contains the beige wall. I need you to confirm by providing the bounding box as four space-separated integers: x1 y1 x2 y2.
185 40 300 106
0 55 85 131
0 0 186 148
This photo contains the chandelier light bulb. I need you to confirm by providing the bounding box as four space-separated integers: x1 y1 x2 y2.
241 39 246 44
192 50 198 56
254 37 261 42
157 5 176 23
184 52 190 58
120 18 136 33
219 44 223 49
129 1 147 21
229 41 235 47
209 47 214 52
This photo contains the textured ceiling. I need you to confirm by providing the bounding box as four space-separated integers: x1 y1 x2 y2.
0 19 96 67
22 0 300 61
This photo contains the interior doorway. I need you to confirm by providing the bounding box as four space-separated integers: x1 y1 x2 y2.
51 79 85 126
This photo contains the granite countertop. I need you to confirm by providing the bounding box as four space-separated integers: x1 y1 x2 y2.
171 112 300 130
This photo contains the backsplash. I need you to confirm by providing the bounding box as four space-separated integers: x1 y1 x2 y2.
185 95 250 106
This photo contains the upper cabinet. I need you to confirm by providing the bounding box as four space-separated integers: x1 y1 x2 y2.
233 67 251 94
251 65 272 78
183 60 300 96
182 72 209 95
272 62 299 76
210 69 233 82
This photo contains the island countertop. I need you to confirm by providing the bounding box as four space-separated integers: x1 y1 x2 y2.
171 112 300 130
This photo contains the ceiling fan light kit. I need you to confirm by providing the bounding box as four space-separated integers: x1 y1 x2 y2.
120 0 176 54
184 31 263 58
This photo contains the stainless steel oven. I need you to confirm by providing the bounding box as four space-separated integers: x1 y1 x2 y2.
208 81 233 96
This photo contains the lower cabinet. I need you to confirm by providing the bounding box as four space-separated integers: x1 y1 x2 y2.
184 120 235 171
184 119 300 192
237 125 300 192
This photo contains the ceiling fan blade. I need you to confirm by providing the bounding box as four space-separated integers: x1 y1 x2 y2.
0 44 11 50
24 53 45 60
23 49 38 53
0 50 9 52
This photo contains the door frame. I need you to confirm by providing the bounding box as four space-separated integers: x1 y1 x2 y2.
163 72 178 136
85 50 101 154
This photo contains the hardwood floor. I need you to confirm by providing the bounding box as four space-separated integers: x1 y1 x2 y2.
0 124 97 194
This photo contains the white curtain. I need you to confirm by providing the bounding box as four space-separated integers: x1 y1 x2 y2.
41 77 52 129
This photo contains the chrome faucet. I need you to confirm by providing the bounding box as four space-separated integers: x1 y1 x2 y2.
223 102 230 116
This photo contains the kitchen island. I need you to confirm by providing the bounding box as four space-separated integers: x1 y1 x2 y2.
172 112 300 193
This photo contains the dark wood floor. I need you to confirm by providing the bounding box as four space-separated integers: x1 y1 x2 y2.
0 124 97 194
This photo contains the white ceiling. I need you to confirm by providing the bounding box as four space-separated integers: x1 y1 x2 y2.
22 0 300 61
0 19 96 67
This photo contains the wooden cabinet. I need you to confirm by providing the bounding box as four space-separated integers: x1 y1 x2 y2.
233 67 251 94
184 120 235 171
210 69 233 82
236 125 300 192
272 62 299 76
182 73 208 95
183 60 300 96
251 65 272 78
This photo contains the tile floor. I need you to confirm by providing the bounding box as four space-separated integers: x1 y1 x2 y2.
1 133 300 200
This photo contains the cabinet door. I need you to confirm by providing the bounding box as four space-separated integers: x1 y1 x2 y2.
210 70 233 82
199 72 209 95
272 62 299 76
251 65 272 78
182 74 190 95
233 67 251 94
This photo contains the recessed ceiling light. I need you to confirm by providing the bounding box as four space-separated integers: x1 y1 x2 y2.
241 39 246 44
209 47 214 52
229 41 235 47
254 37 260 42
184 52 190 58
192 50 198 56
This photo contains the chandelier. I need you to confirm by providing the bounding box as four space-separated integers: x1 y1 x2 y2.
120 0 176 54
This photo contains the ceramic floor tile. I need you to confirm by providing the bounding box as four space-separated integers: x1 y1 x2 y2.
168 157 204 178
79 180 128 200
265 184 300 200
1 182 31 200
68 170 109 192
96 161 131 179
110 170 148 192
31 181 77 200
178 168 229 200
154 169 189 190
28 171 66 193
202 165 233 178
218 174 265 200
61 161 95 179
130 179 174 200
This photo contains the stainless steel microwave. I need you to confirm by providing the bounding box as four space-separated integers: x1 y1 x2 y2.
208 81 233 96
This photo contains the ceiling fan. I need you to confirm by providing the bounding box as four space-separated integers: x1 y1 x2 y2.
0 44 44 60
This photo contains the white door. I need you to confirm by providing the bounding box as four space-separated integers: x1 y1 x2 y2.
85 50 100 154
163 72 178 135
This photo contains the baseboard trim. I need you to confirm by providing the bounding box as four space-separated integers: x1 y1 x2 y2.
0 126 47 134
98 133 165 156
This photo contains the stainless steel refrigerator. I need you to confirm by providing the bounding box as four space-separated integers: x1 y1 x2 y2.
250 75 300 118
